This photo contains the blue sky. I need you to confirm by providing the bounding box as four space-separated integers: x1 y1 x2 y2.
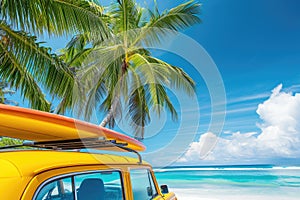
164 0 300 166
131 0 300 166
8 0 300 166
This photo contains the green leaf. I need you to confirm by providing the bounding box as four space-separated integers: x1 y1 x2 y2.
0 22 58 111
133 0 201 46
0 0 109 40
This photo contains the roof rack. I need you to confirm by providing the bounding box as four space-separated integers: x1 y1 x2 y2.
0 137 143 164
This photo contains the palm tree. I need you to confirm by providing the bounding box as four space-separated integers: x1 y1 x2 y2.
0 79 17 105
0 136 22 147
62 0 201 139
0 0 109 111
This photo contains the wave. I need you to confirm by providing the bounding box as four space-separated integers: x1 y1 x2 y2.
272 166 300 170
154 165 300 172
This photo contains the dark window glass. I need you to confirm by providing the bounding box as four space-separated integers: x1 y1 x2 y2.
75 171 123 200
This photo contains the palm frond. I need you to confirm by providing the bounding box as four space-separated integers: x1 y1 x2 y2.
0 41 50 110
151 0 201 28
146 55 195 96
0 0 109 40
0 22 78 113
111 0 140 32
128 53 158 105
128 84 150 139
60 34 94 68
43 60 74 114
104 0 147 48
0 22 72 110
132 0 201 46
127 52 177 118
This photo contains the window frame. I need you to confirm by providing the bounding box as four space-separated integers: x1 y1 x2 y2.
33 169 125 200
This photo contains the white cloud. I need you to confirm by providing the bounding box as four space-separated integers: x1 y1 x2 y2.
179 84 300 163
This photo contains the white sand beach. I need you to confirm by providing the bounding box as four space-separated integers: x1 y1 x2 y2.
171 188 300 200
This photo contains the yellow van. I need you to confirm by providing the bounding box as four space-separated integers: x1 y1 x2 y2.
0 104 177 200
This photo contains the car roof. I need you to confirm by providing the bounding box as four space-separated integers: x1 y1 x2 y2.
0 150 148 177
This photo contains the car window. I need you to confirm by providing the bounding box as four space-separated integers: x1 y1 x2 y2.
35 177 73 200
75 171 123 200
130 169 158 200
34 171 123 200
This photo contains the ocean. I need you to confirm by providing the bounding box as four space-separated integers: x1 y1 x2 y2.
154 165 300 200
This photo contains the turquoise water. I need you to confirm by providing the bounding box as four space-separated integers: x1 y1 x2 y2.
154 165 300 200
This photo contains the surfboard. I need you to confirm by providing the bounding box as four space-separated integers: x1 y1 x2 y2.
0 104 145 151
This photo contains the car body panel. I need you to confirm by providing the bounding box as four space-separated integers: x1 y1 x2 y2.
0 150 177 199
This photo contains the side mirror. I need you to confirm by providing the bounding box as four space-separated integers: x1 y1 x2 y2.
147 186 153 197
160 185 169 194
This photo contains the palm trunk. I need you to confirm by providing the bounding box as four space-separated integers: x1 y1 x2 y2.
99 97 119 127
134 126 144 141
99 60 128 127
